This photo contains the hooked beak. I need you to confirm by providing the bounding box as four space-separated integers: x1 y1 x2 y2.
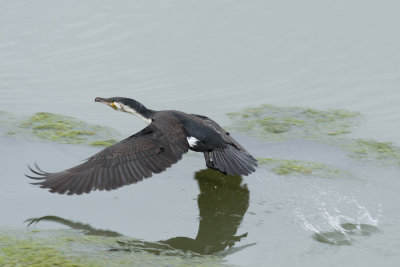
95 97 117 110
95 97 109 103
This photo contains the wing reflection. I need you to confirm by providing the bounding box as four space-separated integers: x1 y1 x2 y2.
26 168 251 255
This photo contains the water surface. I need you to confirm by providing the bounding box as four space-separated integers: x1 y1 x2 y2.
1 1 400 266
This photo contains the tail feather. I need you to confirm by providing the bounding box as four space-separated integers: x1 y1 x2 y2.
212 145 257 176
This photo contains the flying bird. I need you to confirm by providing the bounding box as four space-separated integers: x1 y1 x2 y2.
27 97 257 195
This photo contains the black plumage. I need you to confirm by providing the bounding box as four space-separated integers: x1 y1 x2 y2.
27 97 257 195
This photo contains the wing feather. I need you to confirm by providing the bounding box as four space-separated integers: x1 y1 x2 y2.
191 114 257 176
27 123 189 195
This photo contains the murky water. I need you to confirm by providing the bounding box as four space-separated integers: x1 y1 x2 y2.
1 0 400 266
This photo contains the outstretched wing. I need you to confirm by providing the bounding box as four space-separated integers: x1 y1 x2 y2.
27 123 189 195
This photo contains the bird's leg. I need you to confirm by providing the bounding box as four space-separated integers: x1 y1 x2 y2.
203 151 212 167
204 151 219 171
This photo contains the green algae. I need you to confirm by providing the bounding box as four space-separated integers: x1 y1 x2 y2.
344 139 400 165
0 111 121 147
0 229 225 267
20 112 119 146
90 139 118 147
0 242 96 267
257 158 345 177
227 104 360 141
0 231 98 267
228 104 400 167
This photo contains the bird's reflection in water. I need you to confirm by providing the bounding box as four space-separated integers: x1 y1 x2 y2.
26 169 252 255
161 168 250 254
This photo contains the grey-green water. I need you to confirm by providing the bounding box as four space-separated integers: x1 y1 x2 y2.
1 0 400 266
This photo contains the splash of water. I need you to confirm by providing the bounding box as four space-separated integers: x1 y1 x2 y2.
293 191 381 246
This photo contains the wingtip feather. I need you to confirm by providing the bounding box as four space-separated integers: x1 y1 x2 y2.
211 146 257 176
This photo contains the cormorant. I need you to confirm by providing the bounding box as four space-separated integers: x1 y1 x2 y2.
27 97 257 195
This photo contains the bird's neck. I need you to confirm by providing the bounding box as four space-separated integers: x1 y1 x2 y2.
123 104 154 124
134 108 154 124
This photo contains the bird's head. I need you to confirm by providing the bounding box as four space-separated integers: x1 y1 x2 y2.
95 97 153 124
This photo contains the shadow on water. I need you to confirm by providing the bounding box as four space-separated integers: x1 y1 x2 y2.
26 168 254 256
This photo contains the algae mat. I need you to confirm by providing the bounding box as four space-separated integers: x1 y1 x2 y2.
0 111 120 147
227 104 400 168
256 158 347 178
227 104 361 140
0 229 225 267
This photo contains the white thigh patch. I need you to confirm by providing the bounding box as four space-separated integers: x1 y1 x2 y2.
187 136 199 148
